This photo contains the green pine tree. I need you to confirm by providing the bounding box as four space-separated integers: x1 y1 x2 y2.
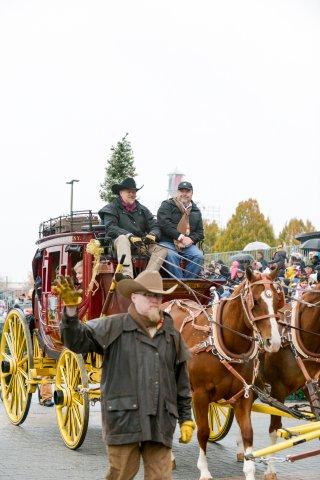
100 133 137 202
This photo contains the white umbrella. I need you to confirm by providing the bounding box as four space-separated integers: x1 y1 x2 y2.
243 241 271 251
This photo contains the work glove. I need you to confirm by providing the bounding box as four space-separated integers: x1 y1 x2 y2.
129 235 143 247
143 234 157 245
51 275 82 306
179 420 196 444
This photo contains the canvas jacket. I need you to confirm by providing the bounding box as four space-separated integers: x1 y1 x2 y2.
157 198 204 244
60 311 192 447
99 198 161 240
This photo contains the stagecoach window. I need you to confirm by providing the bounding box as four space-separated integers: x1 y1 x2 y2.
65 245 83 253
46 251 60 291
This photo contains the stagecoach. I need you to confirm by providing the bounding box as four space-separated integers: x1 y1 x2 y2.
1 211 320 480
0 210 221 449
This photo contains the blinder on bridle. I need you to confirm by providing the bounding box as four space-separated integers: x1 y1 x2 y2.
241 274 283 330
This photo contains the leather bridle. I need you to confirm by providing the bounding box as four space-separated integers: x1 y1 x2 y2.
240 276 282 332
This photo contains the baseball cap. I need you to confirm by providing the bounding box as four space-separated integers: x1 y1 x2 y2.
178 181 193 190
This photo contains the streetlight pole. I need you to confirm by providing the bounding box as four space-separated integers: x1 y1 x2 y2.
66 179 79 216
66 180 79 230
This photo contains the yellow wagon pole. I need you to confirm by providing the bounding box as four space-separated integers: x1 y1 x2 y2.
248 428 320 459
277 421 320 439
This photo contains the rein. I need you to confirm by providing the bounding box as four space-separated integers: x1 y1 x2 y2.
279 320 320 338
293 289 320 308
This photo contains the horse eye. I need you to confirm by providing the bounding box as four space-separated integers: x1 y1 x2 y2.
253 299 258 306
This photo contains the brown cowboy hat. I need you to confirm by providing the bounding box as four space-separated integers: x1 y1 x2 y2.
111 177 143 195
116 270 178 298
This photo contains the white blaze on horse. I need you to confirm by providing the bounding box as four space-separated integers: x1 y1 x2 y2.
163 268 284 480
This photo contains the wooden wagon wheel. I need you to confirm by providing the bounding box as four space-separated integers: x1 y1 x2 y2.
0 309 33 425
54 349 89 449
208 402 234 442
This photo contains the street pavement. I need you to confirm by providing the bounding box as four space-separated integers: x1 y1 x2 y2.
0 397 319 480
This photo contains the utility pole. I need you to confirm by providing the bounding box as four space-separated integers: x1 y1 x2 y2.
66 179 79 230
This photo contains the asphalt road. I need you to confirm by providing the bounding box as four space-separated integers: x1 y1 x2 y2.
0 397 319 480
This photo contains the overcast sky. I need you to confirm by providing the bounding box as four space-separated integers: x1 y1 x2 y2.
1 0 319 282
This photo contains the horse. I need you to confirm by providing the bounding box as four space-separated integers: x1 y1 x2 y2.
163 268 284 480
259 281 320 480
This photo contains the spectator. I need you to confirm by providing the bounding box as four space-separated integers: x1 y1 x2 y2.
99 177 167 280
215 260 230 279
251 260 263 272
74 260 83 285
293 276 311 300
53 271 195 480
310 254 320 270
303 264 318 285
230 261 239 280
269 244 287 277
157 181 204 279
231 268 245 286
256 251 268 271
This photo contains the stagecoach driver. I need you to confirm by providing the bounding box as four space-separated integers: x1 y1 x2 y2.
53 270 195 480
157 181 204 279
98 177 167 280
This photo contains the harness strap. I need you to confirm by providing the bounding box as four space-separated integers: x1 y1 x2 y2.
295 355 312 382
218 358 260 404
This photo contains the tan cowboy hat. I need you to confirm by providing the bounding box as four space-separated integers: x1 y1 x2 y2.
117 270 178 298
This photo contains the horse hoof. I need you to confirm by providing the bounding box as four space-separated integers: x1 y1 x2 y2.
237 452 244 462
171 459 176 470
264 473 277 480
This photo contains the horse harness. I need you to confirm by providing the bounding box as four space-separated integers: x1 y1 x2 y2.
164 276 282 404
277 290 320 418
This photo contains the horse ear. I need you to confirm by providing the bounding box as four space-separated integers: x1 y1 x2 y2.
246 266 254 282
269 265 279 280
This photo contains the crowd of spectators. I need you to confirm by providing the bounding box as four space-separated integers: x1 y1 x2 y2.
203 248 320 302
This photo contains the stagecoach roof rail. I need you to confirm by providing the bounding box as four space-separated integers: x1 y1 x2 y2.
38 210 100 238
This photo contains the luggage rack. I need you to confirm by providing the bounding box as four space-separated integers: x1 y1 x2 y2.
38 210 100 238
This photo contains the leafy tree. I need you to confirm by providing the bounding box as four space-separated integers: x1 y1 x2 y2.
202 220 220 253
214 199 275 252
278 218 315 245
100 133 137 202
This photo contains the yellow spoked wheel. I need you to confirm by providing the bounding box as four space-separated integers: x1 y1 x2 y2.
208 402 234 442
32 330 43 358
55 349 89 449
0 309 33 425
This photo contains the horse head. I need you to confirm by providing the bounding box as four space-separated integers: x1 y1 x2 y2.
243 267 284 353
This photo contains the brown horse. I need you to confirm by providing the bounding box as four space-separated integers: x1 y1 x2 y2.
163 268 284 480
260 281 320 479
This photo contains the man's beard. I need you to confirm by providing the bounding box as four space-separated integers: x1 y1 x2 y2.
180 197 189 206
147 307 161 324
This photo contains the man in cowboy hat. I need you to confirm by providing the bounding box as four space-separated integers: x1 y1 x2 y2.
53 271 195 480
99 177 167 279
157 181 204 279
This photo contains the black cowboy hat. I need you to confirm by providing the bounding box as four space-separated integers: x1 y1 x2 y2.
111 177 143 195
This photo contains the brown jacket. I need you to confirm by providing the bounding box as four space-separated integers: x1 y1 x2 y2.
60 311 192 447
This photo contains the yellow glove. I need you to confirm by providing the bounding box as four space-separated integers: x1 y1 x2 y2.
129 235 143 247
179 420 196 444
144 234 157 245
51 275 82 306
